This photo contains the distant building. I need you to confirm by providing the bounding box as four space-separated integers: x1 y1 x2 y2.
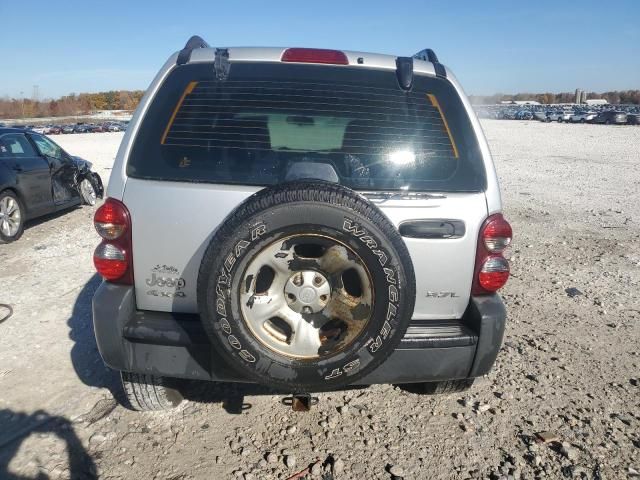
585 99 608 105
575 89 584 104
580 91 588 104
500 100 541 105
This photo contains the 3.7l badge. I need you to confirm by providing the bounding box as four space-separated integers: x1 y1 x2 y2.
426 291 459 298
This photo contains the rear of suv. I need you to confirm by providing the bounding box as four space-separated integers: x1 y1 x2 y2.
92 36 511 410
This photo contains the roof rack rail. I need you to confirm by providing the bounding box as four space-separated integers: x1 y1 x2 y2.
412 48 446 79
177 35 210 65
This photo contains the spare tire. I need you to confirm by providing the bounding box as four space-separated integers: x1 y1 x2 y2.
197 181 415 391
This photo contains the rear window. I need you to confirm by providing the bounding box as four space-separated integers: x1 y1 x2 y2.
128 62 486 192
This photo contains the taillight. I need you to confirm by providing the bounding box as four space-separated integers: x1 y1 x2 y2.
94 199 128 239
482 216 512 253
472 214 512 294
93 198 133 284
478 256 510 291
94 244 128 280
281 48 349 65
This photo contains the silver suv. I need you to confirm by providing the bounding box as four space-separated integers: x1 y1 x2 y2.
92 36 512 411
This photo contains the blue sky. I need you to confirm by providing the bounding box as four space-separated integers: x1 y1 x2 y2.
1 0 639 99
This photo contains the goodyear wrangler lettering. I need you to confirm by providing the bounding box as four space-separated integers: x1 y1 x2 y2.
215 224 266 365
342 217 399 356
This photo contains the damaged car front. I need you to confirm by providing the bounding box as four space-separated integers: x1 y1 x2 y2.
71 156 104 205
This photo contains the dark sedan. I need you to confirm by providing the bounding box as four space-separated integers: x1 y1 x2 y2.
0 128 104 243
627 113 640 125
592 111 628 125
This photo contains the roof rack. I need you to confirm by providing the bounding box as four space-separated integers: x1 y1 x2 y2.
412 48 446 78
177 35 210 65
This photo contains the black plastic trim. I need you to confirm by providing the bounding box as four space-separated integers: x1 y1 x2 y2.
412 48 447 78
123 311 207 346
467 295 507 377
395 57 414 90
214 48 230 80
93 283 506 385
176 35 210 65
92 282 134 371
399 219 465 239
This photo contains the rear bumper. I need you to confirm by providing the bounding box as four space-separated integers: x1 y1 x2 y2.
92 283 506 385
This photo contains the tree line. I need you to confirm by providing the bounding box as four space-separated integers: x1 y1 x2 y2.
2 88 638 119
469 90 640 105
0 90 145 119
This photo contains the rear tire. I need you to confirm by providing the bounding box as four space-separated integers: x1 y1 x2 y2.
0 191 25 244
401 378 475 395
120 372 183 411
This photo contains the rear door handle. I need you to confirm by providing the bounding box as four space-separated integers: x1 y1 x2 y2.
399 220 466 239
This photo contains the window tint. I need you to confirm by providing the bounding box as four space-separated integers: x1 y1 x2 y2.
30 134 65 160
0 134 37 157
129 63 486 192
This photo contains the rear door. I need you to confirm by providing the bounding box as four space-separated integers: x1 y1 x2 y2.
123 62 488 318
0 133 53 217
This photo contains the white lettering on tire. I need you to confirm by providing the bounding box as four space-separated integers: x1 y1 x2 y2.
342 218 399 356
215 224 266 364
324 359 360 380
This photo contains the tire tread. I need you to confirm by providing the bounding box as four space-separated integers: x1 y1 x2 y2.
120 372 182 411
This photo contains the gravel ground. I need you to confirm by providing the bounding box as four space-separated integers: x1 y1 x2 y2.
0 121 639 479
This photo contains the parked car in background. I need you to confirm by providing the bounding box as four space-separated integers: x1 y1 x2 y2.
0 128 104 242
61 125 75 134
570 111 597 123
592 111 628 125
533 111 548 121
544 111 561 122
627 113 640 125
48 126 62 135
515 110 533 120
556 111 573 122
106 123 123 132
31 126 48 134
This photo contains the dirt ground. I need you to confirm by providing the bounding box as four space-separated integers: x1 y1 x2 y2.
0 121 639 480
